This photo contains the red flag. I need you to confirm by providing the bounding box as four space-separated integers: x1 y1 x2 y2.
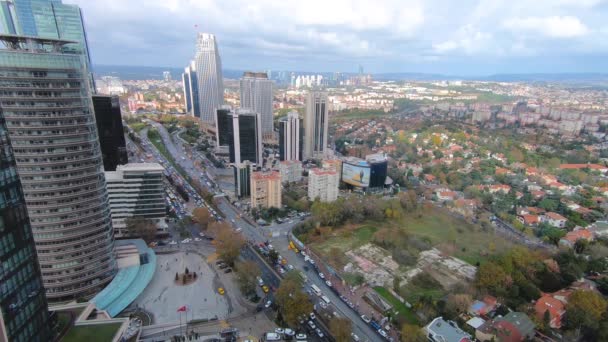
177 305 187 312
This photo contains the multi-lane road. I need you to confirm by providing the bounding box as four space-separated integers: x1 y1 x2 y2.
142 121 383 342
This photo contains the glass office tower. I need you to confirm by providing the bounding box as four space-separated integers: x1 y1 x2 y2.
0 92 51 342
0 35 116 302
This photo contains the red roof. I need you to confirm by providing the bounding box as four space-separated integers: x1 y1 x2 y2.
560 163 608 170
535 295 566 328
545 212 567 221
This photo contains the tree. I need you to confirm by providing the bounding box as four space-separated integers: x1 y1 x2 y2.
275 272 313 326
475 261 509 293
215 226 245 266
445 294 472 317
565 290 608 330
329 318 351 342
401 324 425 342
125 217 157 244
192 207 211 229
235 260 260 297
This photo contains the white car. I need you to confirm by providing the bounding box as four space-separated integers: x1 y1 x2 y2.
326 280 332 287
264 300 272 308
284 329 295 337
378 330 388 338
315 328 324 338
318 272 325 279
351 333 360 342
169 240 177 245
309 312 316 320
287 264 294 270
275 328 285 335
307 321 316 329
194 237 201 242
361 315 371 323
296 334 307 340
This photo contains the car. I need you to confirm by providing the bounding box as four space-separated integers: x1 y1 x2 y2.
296 334 307 340
218 287 225 295
361 315 371 323
278 267 286 275
378 330 388 338
235 228 242 233
287 264 294 270
318 272 325 279
319 302 327 309
351 333 360 342
309 312 316 320
275 328 285 335
194 237 201 242
224 268 232 273
262 285 269 293
215 260 225 265
264 300 272 308
284 329 295 337
218 264 229 269
315 328 324 338
169 240 177 245
309 259 315 265
325 280 332 287
257 277 264 286
307 321 316 329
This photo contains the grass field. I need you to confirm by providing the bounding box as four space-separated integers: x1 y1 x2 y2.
62 323 122 342
311 207 515 266
373 286 418 324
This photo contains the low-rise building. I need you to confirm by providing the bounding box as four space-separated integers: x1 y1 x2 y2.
541 212 568 228
105 163 166 237
425 317 472 342
279 160 303 183
559 228 594 248
476 312 535 342
251 171 282 209
308 168 340 202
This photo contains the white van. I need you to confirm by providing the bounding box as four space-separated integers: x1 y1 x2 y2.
265 333 281 341
311 284 321 296
321 295 331 305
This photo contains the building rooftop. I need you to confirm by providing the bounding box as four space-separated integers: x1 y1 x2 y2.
309 168 338 176
251 171 281 181
116 163 164 171
426 317 472 342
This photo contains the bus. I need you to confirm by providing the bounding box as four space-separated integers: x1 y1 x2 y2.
311 284 321 296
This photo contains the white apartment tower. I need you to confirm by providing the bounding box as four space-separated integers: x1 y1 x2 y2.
194 33 224 123
240 72 273 139
279 111 301 161
304 91 329 160
308 168 339 202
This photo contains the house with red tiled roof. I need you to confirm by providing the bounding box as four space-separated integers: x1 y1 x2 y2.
535 293 568 328
541 212 568 228
437 191 457 202
518 214 540 227
559 229 594 248
488 184 511 194
560 163 608 173
531 190 546 199
476 312 535 342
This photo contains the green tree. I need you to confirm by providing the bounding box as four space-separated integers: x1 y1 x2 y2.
235 260 260 297
125 217 157 244
275 272 313 326
565 290 608 331
401 324 426 342
329 318 352 342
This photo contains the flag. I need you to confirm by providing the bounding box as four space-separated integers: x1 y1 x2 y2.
177 305 187 312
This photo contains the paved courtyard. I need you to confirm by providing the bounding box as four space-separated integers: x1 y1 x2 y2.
133 252 230 324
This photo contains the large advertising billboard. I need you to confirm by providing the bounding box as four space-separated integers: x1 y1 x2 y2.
342 162 370 187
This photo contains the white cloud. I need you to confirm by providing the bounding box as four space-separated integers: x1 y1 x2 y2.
503 16 589 38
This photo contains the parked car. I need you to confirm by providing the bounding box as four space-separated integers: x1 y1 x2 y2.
361 315 371 324
307 321 316 330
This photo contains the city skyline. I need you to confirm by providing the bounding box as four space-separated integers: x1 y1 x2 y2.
64 0 608 75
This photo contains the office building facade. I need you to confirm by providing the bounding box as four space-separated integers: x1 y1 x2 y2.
0 35 116 301
240 72 273 139
194 33 223 123
308 167 339 202
304 91 329 160
215 105 232 148
228 109 262 165
181 60 199 117
233 161 252 198
0 0 93 84
93 95 128 171
251 171 281 209
105 163 166 237
0 108 51 342
279 111 302 161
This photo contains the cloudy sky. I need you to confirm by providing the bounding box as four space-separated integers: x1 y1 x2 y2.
66 0 608 75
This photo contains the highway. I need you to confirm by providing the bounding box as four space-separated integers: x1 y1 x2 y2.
144 121 384 342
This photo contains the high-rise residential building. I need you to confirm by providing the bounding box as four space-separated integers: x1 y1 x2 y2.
0 0 94 83
279 111 302 161
163 71 171 81
304 91 329 160
0 35 116 301
105 163 166 237
181 60 199 117
279 160 302 183
193 33 223 123
95 76 126 95
240 72 273 139
0 108 51 342
93 95 128 172
227 109 262 165
251 171 281 209
215 105 232 148
233 161 252 198
308 167 339 202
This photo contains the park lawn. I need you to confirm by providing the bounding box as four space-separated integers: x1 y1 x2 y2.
312 225 378 254
62 323 122 342
373 286 418 324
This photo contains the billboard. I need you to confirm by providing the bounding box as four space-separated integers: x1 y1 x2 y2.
342 162 370 187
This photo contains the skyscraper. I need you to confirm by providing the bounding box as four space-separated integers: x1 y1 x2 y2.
240 72 273 139
194 33 223 123
181 60 199 117
229 109 262 165
303 91 329 160
0 104 51 342
0 35 116 301
93 95 128 171
215 106 232 148
0 0 94 80
279 111 302 161
163 71 171 81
